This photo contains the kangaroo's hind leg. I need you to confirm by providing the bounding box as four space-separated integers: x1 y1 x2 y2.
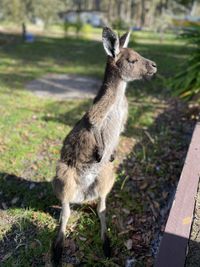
52 201 70 266
97 162 115 258
51 163 77 266
97 196 111 257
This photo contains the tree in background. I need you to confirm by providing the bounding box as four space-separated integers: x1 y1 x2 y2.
0 0 27 23
32 0 64 26
0 0 64 27
0 0 199 29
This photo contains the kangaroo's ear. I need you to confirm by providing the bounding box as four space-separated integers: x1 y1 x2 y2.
119 31 131 48
102 27 120 58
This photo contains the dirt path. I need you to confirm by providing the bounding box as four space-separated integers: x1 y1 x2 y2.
26 74 101 99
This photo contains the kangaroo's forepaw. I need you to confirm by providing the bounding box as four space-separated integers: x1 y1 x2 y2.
94 146 103 162
109 154 115 162
103 235 111 258
110 150 116 162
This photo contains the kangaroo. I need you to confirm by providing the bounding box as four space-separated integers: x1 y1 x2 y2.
51 27 157 265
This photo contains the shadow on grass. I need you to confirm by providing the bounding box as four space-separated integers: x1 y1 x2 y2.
0 31 105 91
42 100 91 127
0 217 54 266
0 172 58 217
0 31 102 63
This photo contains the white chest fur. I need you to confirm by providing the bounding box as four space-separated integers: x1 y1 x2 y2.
101 81 127 161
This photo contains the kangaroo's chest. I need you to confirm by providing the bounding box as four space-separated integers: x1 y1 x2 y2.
73 96 127 203
101 95 128 161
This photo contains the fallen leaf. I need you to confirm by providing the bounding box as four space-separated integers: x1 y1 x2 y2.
139 182 148 190
125 258 136 267
79 236 87 241
11 197 19 205
29 183 35 190
2 252 12 261
127 217 134 225
2 202 8 210
124 239 133 250
122 208 130 215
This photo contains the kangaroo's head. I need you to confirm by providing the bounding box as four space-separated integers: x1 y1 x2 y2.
102 27 157 81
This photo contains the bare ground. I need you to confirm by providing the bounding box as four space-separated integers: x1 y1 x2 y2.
26 74 101 99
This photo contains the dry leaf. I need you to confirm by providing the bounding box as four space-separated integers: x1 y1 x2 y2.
2 252 12 261
139 182 148 190
11 197 19 205
124 239 133 250
79 236 87 241
2 202 8 210
122 208 130 215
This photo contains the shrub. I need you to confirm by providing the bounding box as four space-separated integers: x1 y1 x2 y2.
74 18 83 35
112 19 128 31
63 21 93 37
169 24 200 100
81 23 93 37
63 22 71 35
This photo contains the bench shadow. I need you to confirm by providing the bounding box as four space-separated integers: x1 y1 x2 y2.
155 232 200 267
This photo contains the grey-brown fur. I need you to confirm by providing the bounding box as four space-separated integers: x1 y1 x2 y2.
51 27 157 265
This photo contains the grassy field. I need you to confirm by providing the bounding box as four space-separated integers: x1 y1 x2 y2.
0 29 196 266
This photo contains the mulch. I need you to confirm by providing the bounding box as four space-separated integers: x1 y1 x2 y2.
116 100 199 266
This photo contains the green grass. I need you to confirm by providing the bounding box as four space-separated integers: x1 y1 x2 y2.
0 30 192 266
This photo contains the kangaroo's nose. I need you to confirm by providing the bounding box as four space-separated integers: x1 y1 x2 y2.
152 62 157 68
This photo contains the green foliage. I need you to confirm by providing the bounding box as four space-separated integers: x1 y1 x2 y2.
31 0 64 26
81 23 93 35
0 0 26 23
63 21 73 35
169 24 200 100
64 21 94 37
75 17 83 35
112 18 129 31
0 0 64 26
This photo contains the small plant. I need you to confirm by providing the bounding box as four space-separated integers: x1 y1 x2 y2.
63 21 92 37
112 19 128 31
169 24 200 100
81 23 93 37
74 17 83 36
63 22 71 35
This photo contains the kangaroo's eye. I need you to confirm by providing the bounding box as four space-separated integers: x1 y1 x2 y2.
127 59 138 64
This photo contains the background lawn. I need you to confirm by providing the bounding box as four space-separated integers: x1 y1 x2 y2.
0 30 197 266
